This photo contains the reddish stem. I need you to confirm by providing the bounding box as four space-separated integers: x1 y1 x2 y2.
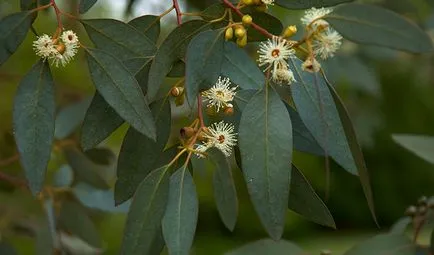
197 94 205 128
221 0 274 39
0 171 28 189
50 0 63 32
173 0 182 25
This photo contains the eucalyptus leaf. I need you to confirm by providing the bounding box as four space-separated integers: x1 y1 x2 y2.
225 239 305 255
53 165 73 188
344 234 416 255
79 0 98 14
392 135 434 165
128 15 160 44
54 97 92 140
275 0 353 9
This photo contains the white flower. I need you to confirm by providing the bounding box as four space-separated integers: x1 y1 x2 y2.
258 36 295 76
313 28 342 59
194 143 211 158
204 121 237 157
272 67 296 85
33 34 57 59
261 0 274 5
202 77 238 112
301 7 332 28
302 57 321 73
51 42 79 67
61 30 79 45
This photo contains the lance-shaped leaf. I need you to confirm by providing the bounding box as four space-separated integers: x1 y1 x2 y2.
162 167 199 255
85 48 156 139
209 148 238 231
13 61 55 195
81 19 156 61
324 4 433 53
79 0 97 14
128 15 160 44
115 99 171 204
120 166 170 255
238 87 293 240
147 20 211 102
344 234 416 255
185 30 225 104
0 11 33 65
392 135 434 165
289 165 335 228
275 0 353 9
225 239 305 255
55 97 92 140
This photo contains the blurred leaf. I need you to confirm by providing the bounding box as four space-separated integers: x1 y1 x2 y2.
55 97 92 140
275 0 353 9
225 239 305 255
344 234 416 255
238 87 292 240
63 146 110 189
59 232 102 255
185 29 225 105
120 166 170 255
324 4 434 53
0 11 33 66
392 135 434 165
128 15 160 44
42 198 59 249
147 20 211 102
58 201 102 248
289 165 335 228
115 99 171 204
167 60 186 77
81 19 156 61
85 48 156 139
84 147 116 165
0 241 17 255
53 164 73 188
390 217 412 234
35 220 54 255
79 0 97 14
73 183 130 213
13 60 55 195
80 92 124 151
162 167 199 255
209 148 238 231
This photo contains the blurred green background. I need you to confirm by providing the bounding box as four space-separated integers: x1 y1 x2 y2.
1 0 434 254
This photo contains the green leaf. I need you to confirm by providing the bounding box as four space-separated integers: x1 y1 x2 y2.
0 11 33 66
58 201 102 248
54 97 92 139
13 60 55 195
209 148 238 231
85 147 116 165
225 239 305 255
147 20 211 102
162 167 199 255
79 0 97 14
168 60 186 77
0 241 16 255
392 135 434 165
344 234 416 255
289 165 335 228
42 198 58 250
238 87 292 240
63 146 110 189
85 48 156 139
53 165 73 188
185 30 225 104
80 92 124 151
128 15 160 44
390 217 412 234
35 219 54 255
120 166 170 255
324 3 433 53
115 99 172 204
275 0 353 9
73 183 130 213
20 0 38 23
81 19 156 61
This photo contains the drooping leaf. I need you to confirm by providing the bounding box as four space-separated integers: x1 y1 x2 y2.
85 48 156 139
392 135 434 165
79 0 98 14
209 148 238 231
344 234 416 255
120 166 170 255
128 15 160 44
324 3 433 53
390 217 412 234
0 11 33 66
162 167 199 255
275 0 353 9
80 92 124 151
54 97 92 140
147 20 211 102
238 87 293 240
225 239 305 255
13 60 55 195
289 165 335 228
185 29 225 104
115 99 171 204
81 19 156 61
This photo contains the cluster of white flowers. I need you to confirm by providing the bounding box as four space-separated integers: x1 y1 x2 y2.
261 0 274 5
258 36 296 85
33 30 80 67
202 76 238 112
195 121 237 157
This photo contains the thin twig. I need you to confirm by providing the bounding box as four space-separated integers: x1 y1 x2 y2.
172 0 182 25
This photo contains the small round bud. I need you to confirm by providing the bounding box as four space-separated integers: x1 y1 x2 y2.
320 250 332 255
235 27 246 38
224 104 234 116
236 34 248 48
242 15 253 26
242 0 253 5
180 127 195 138
405 205 417 216
418 196 428 206
56 43 65 54
282 25 297 38
171 87 184 97
225 27 234 41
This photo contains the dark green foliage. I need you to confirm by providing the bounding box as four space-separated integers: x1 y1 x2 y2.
79 0 98 14
275 0 353 9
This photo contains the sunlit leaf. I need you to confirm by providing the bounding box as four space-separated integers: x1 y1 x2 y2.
79 0 98 14
225 239 305 255
392 135 434 165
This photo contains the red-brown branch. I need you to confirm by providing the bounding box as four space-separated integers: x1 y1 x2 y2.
173 0 182 25
197 94 205 128
221 0 274 39
0 171 28 189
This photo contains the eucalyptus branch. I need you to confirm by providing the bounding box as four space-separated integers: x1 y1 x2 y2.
172 0 182 25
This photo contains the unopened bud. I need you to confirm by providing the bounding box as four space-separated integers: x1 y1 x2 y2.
171 87 184 97
242 15 253 26
235 26 246 38
237 34 248 48
224 104 234 116
180 127 195 138
56 43 65 54
225 27 234 41
405 205 417 216
242 0 253 5
282 25 297 38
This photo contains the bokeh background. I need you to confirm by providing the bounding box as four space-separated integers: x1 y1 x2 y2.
1 0 434 254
